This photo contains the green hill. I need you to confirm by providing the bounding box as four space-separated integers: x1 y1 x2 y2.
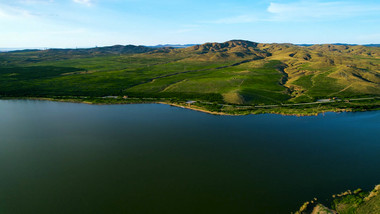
0 40 379 115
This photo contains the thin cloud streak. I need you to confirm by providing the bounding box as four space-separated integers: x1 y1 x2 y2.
268 1 380 20
0 4 35 20
203 1 380 24
18 0 54 4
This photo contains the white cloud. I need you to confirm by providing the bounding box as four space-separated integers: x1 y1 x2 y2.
18 0 54 4
0 4 35 20
202 1 380 25
267 1 380 20
0 9 10 19
73 0 93 6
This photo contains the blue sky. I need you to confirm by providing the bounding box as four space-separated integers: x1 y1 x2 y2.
0 0 379 48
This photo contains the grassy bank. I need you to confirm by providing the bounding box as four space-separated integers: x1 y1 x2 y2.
295 184 380 214
2 96 379 116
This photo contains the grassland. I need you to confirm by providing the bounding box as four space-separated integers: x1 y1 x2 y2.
0 40 379 115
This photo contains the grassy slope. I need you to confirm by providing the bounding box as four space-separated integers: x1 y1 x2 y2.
295 185 380 214
356 194 380 214
0 40 379 114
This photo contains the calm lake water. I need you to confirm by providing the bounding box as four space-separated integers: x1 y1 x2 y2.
0 100 379 214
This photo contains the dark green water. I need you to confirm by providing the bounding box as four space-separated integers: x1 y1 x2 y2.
0 100 379 214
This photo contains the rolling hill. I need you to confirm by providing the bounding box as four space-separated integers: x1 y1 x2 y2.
0 40 379 114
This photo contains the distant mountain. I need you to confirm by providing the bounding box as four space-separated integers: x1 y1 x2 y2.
3 49 43 53
2 42 378 53
148 44 198 48
46 45 153 55
1 45 155 62
2 45 153 55
296 43 380 47
331 43 380 47
0 48 39 52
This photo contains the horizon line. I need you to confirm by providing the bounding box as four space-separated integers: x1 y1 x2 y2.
1 40 379 51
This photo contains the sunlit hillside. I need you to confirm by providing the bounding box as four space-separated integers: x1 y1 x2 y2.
1 40 379 110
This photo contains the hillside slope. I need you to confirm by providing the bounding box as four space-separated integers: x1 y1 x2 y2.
0 40 379 114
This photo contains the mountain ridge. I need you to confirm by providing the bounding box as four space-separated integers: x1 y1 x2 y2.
2 40 379 54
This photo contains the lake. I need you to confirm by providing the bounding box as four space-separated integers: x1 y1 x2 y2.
0 100 379 214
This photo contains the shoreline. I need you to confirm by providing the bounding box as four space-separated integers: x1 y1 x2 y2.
158 102 235 116
295 184 380 214
1 97 378 116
